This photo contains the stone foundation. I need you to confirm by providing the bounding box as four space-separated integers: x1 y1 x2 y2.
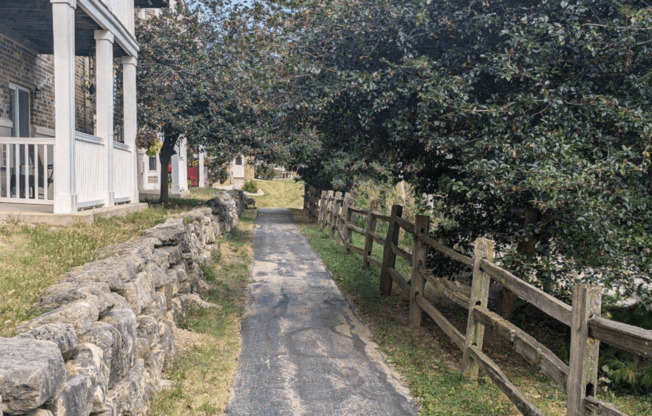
0 192 245 415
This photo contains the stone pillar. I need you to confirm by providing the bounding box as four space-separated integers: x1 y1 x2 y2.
198 150 205 188
121 56 139 203
51 0 77 214
95 30 115 206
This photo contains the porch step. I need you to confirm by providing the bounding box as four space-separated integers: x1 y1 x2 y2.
0 202 148 226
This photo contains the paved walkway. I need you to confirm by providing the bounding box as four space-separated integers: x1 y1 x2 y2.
226 208 418 416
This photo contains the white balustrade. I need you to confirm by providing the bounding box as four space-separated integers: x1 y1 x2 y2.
0 138 55 205
0 135 136 211
75 132 106 208
113 141 133 203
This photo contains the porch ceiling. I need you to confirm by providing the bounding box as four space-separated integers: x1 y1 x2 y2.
135 0 168 7
0 0 128 57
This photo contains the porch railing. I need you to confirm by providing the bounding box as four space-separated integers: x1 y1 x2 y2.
1 134 135 211
0 137 55 205
75 132 106 208
113 141 133 203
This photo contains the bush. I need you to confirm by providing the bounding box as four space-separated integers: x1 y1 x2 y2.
255 164 275 180
242 180 258 193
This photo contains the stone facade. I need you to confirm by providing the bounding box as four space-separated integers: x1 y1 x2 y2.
0 191 246 415
0 33 95 137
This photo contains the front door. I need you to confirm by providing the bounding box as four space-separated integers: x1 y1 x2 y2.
232 155 245 179
7 85 39 199
9 84 30 138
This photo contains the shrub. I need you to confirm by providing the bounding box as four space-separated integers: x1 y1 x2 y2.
255 164 275 180
242 180 258 193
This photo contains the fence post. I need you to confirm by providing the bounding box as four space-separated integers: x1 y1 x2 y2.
330 191 343 238
363 200 380 270
462 237 495 380
380 204 403 296
303 183 309 212
310 189 319 223
340 193 354 250
325 191 335 229
566 284 602 416
321 190 333 228
318 190 327 226
409 215 430 328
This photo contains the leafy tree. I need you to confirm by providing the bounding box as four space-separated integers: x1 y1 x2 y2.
136 0 269 201
232 0 651 308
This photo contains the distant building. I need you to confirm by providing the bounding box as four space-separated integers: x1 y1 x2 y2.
134 0 190 199
213 155 255 190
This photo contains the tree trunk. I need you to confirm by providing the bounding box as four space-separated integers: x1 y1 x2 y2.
498 206 542 320
158 133 177 203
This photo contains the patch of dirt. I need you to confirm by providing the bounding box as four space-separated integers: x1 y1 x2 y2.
173 326 214 354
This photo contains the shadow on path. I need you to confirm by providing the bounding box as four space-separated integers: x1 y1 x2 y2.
226 208 419 416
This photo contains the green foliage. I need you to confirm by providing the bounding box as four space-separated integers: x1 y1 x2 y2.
241 180 258 193
351 179 419 221
255 164 275 180
145 139 163 157
228 0 651 308
599 304 652 392
136 1 264 200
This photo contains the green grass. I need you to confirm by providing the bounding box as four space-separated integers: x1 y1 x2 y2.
149 210 255 416
297 220 652 416
186 186 221 200
0 188 222 337
0 206 184 336
252 179 304 208
299 222 516 416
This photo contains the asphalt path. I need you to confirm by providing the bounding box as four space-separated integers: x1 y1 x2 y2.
226 208 419 416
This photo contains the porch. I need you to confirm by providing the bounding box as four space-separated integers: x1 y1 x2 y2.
0 199 147 225
0 0 141 214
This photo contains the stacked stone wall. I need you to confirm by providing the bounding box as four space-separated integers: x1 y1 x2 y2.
0 191 246 416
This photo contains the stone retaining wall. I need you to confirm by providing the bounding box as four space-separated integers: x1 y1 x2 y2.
0 191 246 416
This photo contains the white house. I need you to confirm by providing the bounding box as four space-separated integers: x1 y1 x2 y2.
0 0 165 216
213 154 255 189
135 0 190 199
137 138 189 198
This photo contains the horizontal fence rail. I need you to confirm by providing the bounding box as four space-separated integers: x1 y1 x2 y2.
304 184 651 416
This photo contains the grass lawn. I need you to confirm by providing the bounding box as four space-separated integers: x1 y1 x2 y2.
296 213 652 416
252 179 304 209
0 187 221 337
149 210 255 416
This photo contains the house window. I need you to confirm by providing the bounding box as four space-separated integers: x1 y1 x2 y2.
8 84 30 137
149 156 157 171
235 155 243 165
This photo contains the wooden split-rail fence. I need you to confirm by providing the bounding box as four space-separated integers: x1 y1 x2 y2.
302 185 652 416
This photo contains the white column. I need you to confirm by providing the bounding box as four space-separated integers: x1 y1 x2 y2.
171 138 188 194
95 30 115 206
171 147 180 194
179 139 188 191
121 56 139 203
52 0 77 214
198 150 205 188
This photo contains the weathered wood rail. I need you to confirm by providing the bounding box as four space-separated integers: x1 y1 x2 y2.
303 184 652 416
